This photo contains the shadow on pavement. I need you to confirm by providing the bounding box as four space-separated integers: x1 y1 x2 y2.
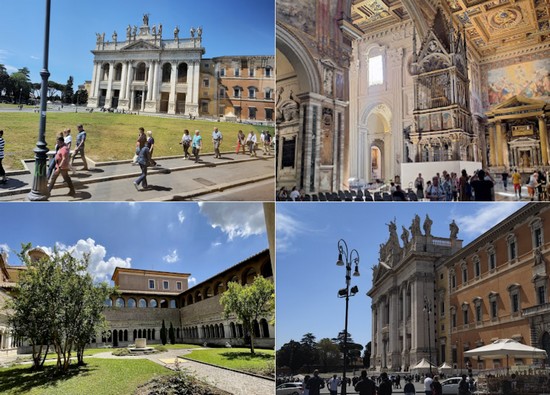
86 168 105 174
0 179 28 189
145 185 173 192
72 172 92 179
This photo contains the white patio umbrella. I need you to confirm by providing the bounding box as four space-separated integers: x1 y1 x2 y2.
411 358 436 374
464 338 547 373
438 362 453 374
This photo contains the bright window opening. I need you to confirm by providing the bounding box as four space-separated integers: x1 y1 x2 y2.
369 55 384 86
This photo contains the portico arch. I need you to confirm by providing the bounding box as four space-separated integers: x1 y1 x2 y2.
359 103 393 183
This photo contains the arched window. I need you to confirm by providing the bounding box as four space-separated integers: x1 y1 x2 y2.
160 299 168 308
138 298 147 308
177 63 188 83
114 63 122 81
115 298 125 308
253 320 260 337
187 294 193 305
135 62 146 81
368 52 384 86
124 330 128 342
205 287 213 298
150 299 158 308
219 324 225 338
162 63 172 83
242 268 256 285
133 329 137 340
104 298 113 307
102 64 110 81
127 298 136 308
195 291 202 302
260 319 269 338
230 322 236 338
169 299 176 308
214 282 224 295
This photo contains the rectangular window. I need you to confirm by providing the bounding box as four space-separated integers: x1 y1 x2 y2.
249 68 255 77
463 310 469 325
233 88 241 98
489 253 496 270
220 68 226 77
474 261 480 277
219 88 225 98
451 275 456 289
491 301 497 318
539 286 546 304
265 67 272 77
462 268 468 283
203 78 210 88
201 100 209 114
535 228 543 247
440 301 445 316
265 89 272 100
163 280 169 290
510 242 516 260
368 55 384 86
249 107 257 119
512 294 519 312
248 88 256 98
148 279 155 289
265 108 273 121
234 68 240 77
476 305 482 322
177 281 182 290
451 312 456 328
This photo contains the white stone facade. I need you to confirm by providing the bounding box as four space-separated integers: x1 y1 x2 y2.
88 20 204 115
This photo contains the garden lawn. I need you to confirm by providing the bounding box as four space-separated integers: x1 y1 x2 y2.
0 358 172 395
163 344 201 349
13 347 112 363
0 112 274 170
182 347 274 376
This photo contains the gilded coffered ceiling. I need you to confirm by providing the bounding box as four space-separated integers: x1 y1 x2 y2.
445 0 550 56
351 0 410 31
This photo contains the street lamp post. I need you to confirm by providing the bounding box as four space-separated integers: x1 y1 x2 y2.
27 0 51 201
424 296 433 374
336 239 360 395
19 87 22 106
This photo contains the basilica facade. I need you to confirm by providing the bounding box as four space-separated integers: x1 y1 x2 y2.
87 16 275 122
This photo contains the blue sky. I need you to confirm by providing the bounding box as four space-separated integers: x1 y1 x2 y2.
0 202 269 286
0 0 275 85
276 202 527 350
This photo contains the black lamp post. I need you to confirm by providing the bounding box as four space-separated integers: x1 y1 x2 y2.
18 87 22 106
27 0 51 201
424 295 433 374
336 239 360 395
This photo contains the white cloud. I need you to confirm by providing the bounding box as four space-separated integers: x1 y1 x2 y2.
198 203 265 240
163 249 179 264
276 211 310 253
178 211 186 224
188 277 197 286
37 238 132 283
0 243 10 262
30 55 39 60
453 203 525 238
211 242 222 247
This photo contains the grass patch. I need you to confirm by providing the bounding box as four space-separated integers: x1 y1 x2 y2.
182 347 274 376
163 344 201 350
0 112 274 170
0 358 172 395
13 348 112 364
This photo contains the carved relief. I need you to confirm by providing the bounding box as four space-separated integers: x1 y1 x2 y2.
321 108 334 165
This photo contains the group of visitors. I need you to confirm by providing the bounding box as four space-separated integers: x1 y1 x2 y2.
296 370 393 395
414 169 496 201
235 129 271 157
277 186 305 201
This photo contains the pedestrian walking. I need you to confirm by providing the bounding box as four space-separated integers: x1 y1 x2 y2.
264 130 272 154
192 130 202 163
146 130 157 166
306 370 325 395
424 373 433 395
47 131 65 180
71 124 88 170
246 130 257 157
212 127 223 158
236 130 246 154
355 370 376 395
512 168 522 199
404 378 416 395
379 372 392 395
133 127 147 164
327 374 341 395
180 129 192 159
48 136 75 196
0 130 6 184
133 144 150 191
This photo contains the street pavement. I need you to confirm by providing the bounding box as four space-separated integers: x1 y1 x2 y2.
0 151 275 201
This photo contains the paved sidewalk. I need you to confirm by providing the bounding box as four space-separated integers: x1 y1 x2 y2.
92 348 274 395
0 151 275 201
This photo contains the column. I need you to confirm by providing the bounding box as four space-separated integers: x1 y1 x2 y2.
496 121 503 166
389 288 400 369
539 115 549 166
168 62 177 114
129 88 134 110
125 62 133 100
105 62 115 107
489 124 497 166
152 61 160 101
94 63 102 98
90 62 98 98
377 300 384 369
371 303 377 367
146 61 154 101
192 60 200 110
120 62 128 100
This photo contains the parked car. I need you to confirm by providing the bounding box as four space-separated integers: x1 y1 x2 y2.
441 377 463 394
276 382 303 395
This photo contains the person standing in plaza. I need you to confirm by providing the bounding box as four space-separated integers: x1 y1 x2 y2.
501 169 509 191
48 136 75 196
378 372 392 395
133 143 150 191
264 130 272 155
71 124 88 170
354 370 377 395
236 130 246 154
423 374 433 395
246 130 257 157
512 168 522 199
470 169 495 201
0 130 6 184
415 173 424 199
212 127 223 158
306 370 325 395
403 378 416 395
426 176 445 201
47 131 65 180
146 130 157 166
192 130 202 163
133 127 147 164
179 129 192 159
327 374 340 395
430 376 442 395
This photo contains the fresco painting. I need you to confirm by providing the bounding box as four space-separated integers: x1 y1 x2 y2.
488 59 550 106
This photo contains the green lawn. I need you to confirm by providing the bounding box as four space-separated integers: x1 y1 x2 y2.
0 112 274 170
0 358 172 395
163 343 201 350
14 348 111 363
182 347 274 376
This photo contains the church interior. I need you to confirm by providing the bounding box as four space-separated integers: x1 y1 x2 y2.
276 0 550 194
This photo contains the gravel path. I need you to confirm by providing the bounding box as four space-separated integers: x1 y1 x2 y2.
91 349 274 395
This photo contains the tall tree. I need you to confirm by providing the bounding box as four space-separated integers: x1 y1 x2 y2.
220 276 274 354
73 88 88 105
317 338 341 370
0 64 10 97
63 76 74 104
363 342 372 368
168 322 175 345
300 332 319 367
9 67 32 103
160 319 167 345
276 340 307 373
